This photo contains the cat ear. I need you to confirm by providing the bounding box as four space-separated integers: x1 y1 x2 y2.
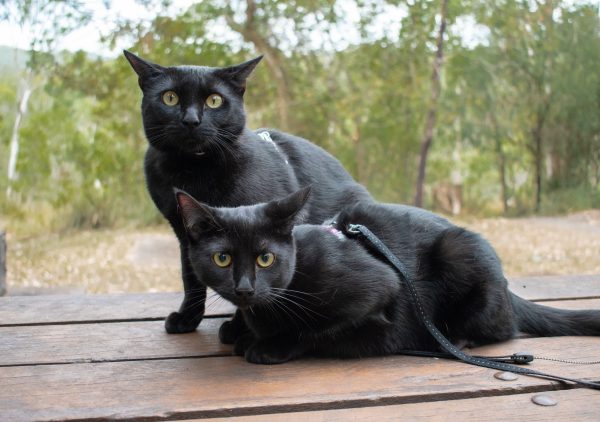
264 186 311 233
123 50 166 88
174 188 220 239
215 55 263 94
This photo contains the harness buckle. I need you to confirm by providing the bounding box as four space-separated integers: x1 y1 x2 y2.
346 224 362 235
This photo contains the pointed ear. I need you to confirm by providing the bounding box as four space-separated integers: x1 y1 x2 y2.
214 55 263 95
174 188 220 239
123 50 166 88
264 186 311 233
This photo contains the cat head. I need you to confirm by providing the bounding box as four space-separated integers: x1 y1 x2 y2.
123 50 262 157
175 186 311 308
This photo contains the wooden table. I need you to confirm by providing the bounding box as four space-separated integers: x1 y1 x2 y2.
1 275 600 421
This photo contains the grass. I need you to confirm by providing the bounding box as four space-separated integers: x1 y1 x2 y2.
4 209 600 294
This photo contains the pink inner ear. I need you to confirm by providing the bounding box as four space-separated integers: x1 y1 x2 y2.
176 193 197 218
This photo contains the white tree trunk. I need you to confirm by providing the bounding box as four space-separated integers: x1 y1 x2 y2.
7 80 32 194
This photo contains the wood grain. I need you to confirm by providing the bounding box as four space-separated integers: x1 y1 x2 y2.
196 388 600 422
536 298 600 310
1 336 599 421
2 275 598 327
2 298 598 367
0 290 235 326
509 274 600 301
0 319 232 366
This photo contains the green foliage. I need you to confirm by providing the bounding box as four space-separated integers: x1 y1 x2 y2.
1 0 599 236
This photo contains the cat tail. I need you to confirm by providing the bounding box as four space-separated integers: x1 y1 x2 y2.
510 293 600 336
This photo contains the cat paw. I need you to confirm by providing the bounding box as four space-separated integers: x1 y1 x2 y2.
244 342 294 365
233 333 255 356
164 311 201 334
219 320 239 344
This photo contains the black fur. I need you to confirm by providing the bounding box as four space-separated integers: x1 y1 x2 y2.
124 51 371 333
176 189 600 364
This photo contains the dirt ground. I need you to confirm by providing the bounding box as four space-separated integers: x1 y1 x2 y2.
5 210 600 294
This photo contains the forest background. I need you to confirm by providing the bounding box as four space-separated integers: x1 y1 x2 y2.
1 0 599 293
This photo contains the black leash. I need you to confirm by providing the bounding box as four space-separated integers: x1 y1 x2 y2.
345 223 600 390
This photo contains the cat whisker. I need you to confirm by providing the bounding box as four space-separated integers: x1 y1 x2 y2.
270 287 323 301
267 294 312 330
269 291 327 322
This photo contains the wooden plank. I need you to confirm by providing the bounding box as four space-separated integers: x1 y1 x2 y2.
540 298 600 311
0 319 232 367
0 290 235 326
0 274 597 327
509 274 600 301
1 336 598 421
3 297 598 367
196 388 600 422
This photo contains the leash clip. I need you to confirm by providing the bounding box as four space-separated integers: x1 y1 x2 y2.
346 224 362 235
511 352 534 364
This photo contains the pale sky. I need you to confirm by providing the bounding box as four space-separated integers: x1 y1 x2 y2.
5 0 590 58
0 0 192 56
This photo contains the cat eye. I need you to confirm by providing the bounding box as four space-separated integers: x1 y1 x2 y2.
256 252 276 268
205 94 223 109
212 252 232 268
162 91 179 106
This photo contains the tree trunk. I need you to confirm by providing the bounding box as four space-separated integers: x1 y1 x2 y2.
0 231 6 297
225 0 293 130
351 119 367 185
496 139 509 214
7 77 33 196
532 125 543 212
490 112 509 214
414 0 448 208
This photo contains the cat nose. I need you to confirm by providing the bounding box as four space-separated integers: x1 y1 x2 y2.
235 277 255 297
182 108 201 127
235 287 255 297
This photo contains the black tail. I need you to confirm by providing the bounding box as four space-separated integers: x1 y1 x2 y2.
511 293 600 336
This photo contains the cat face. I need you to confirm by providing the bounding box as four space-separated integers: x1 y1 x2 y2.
124 50 262 156
175 187 311 309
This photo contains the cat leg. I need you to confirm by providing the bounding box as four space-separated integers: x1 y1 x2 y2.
244 334 307 364
233 332 255 356
219 309 249 344
165 244 206 333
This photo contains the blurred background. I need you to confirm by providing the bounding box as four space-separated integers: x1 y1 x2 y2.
0 0 599 294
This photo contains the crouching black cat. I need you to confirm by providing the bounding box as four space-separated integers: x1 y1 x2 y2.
175 187 600 364
124 51 371 333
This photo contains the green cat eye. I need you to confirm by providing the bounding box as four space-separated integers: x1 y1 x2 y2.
205 93 223 109
212 252 232 268
256 252 275 268
162 91 179 106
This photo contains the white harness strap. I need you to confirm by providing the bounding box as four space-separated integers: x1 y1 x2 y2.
257 131 289 165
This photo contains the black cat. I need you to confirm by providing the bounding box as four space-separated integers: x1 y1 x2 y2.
123 51 371 333
175 187 600 364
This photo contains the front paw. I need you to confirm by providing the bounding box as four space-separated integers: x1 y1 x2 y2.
219 320 239 344
164 311 202 334
233 333 255 356
244 341 296 365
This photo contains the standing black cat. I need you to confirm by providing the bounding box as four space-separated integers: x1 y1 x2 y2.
175 187 600 364
124 51 371 333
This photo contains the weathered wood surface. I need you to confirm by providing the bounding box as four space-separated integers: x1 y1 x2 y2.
0 319 231 366
0 290 235 326
509 274 600 301
0 274 599 421
197 388 600 422
1 275 598 326
1 298 599 367
1 337 599 421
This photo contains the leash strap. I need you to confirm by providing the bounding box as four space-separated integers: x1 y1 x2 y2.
346 223 600 390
